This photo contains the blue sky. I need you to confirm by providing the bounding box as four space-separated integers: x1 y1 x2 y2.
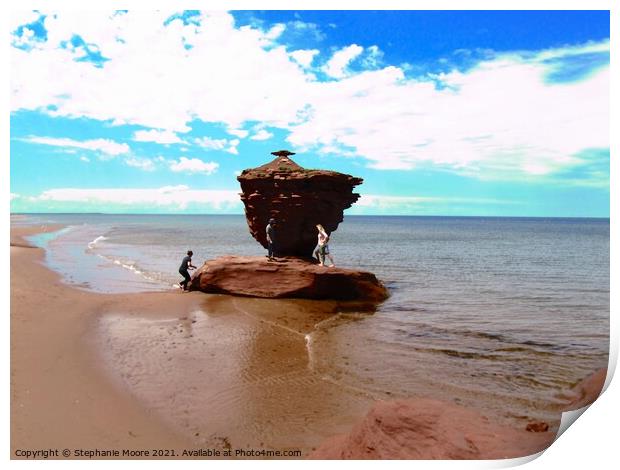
10 10 609 216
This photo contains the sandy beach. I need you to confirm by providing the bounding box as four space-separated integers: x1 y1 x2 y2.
10 223 375 458
10 222 605 460
11 224 193 457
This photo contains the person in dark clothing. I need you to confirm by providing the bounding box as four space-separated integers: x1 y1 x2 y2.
266 218 276 261
179 250 197 291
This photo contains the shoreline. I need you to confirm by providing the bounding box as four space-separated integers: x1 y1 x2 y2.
10 222 607 460
11 224 196 457
10 223 376 458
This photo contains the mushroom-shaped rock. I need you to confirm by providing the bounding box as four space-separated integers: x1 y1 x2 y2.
237 151 363 257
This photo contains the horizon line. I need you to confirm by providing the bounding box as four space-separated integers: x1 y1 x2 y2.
10 212 611 220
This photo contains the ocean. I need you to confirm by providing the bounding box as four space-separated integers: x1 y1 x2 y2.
18 213 609 429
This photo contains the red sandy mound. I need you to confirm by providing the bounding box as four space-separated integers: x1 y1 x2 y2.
189 256 389 302
309 398 554 460
309 369 608 460
562 368 607 410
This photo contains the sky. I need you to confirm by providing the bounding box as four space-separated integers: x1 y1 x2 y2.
9 10 610 216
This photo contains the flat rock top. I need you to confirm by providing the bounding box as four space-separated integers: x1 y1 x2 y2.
198 255 372 275
190 256 389 301
237 155 363 185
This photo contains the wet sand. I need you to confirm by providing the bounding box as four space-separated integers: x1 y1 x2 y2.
11 222 603 460
11 225 193 456
10 224 374 458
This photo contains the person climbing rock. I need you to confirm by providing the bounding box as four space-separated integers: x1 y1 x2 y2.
179 250 197 291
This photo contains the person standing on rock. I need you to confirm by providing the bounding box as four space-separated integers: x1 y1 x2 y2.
266 218 276 261
179 250 197 291
315 224 335 267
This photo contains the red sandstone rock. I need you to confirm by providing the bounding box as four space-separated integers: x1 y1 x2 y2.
525 421 549 433
309 369 608 460
309 398 553 460
189 256 389 301
237 151 363 257
562 368 607 410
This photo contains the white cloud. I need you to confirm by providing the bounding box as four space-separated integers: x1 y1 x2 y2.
356 194 519 208
343 194 524 215
323 44 364 78
288 20 325 42
33 185 241 210
227 128 249 139
80 156 90 162
10 11 41 33
194 136 228 150
11 11 312 132
361 45 383 68
226 139 240 155
24 136 130 157
250 129 273 141
290 49 319 68
264 23 286 41
169 157 218 175
10 12 609 183
133 129 184 144
125 157 155 171
10 193 20 201
289 44 609 180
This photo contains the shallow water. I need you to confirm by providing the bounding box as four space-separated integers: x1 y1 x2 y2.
19 213 610 433
94 297 374 453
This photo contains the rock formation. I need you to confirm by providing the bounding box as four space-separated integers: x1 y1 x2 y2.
189 256 389 302
557 368 607 410
237 150 363 257
308 398 554 460
187 150 388 302
308 368 607 459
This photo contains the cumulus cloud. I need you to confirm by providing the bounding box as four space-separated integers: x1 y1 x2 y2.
31 185 241 211
169 157 219 175
11 11 312 132
344 194 524 215
361 45 383 68
290 43 609 181
125 157 156 171
227 128 249 139
194 136 228 150
10 12 609 184
357 194 520 207
133 129 185 144
290 49 319 68
226 139 240 154
24 136 129 157
250 129 273 141
288 20 325 42
264 23 286 40
322 44 364 78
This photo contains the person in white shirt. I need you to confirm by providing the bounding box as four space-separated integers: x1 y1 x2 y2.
314 224 335 267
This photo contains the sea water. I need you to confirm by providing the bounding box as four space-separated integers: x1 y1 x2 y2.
19 213 609 428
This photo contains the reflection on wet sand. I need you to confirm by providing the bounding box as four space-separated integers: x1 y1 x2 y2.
95 295 379 456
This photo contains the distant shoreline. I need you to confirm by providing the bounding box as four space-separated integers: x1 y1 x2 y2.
10 212 611 220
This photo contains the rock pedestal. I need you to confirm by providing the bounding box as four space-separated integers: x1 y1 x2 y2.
237 150 363 257
189 256 389 302
188 150 388 302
